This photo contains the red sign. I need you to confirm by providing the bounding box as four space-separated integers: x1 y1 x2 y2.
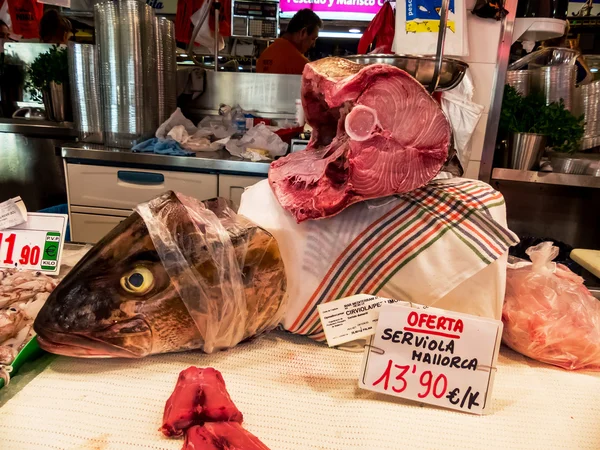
7 0 44 39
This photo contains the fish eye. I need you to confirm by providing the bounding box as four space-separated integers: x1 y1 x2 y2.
120 266 155 296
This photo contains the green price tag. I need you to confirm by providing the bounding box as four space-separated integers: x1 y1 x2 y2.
41 232 61 271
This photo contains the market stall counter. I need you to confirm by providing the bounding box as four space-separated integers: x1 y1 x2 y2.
0 332 599 449
59 144 269 244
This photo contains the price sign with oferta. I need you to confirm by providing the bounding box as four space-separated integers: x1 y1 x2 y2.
359 303 503 415
0 213 68 275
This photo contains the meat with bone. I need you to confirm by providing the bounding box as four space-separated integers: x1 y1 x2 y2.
269 57 451 223
183 423 270 450
162 367 243 437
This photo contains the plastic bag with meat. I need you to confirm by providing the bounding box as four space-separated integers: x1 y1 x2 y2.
502 242 600 371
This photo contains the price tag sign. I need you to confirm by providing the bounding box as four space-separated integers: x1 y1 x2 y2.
0 196 27 230
359 303 503 415
0 213 68 275
318 294 409 347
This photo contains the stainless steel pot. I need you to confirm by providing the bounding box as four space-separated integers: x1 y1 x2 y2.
343 54 468 92
509 132 547 170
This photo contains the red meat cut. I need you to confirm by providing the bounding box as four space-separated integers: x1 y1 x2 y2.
183 423 271 450
161 367 243 437
269 57 451 223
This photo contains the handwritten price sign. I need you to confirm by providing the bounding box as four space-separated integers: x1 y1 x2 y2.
0 213 68 275
359 303 502 415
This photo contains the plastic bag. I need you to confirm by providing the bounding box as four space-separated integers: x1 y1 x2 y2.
134 192 287 354
156 108 198 140
198 115 237 140
167 125 225 152
192 2 225 51
472 0 508 20
502 242 600 371
440 71 484 167
357 2 395 54
225 124 288 160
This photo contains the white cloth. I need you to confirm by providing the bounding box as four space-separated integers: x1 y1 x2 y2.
239 178 518 339
0 332 599 449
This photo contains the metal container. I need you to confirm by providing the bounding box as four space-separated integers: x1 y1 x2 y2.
550 156 590 175
506 70 530 96
508 47 578 71
509 132 547 170
68 42 103 143
42 81 72 122
94 0 157 148
155 17 178 125
531 65 576 111
575 80 600 149
343 54 468 92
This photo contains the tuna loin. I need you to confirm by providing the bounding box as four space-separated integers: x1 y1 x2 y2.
162 367 243 437
269 57 452 223
184 423 270 450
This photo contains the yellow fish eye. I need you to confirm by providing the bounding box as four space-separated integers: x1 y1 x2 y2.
120 266 154 296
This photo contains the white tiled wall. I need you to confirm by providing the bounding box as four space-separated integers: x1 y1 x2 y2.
459 12 503 180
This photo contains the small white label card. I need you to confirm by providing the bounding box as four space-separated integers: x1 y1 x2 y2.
0 213 68 274
0 197 27 230
359 303 503 415
318 294 410 347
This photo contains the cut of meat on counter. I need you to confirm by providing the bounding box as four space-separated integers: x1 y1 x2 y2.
162 367 270 449
183 423 270 450
269 57 451 223
162 367 243 437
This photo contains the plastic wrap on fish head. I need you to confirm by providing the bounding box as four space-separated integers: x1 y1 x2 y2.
135 192 287 353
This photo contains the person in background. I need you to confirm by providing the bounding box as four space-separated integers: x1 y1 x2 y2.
39 9 73 44
256 9 322 75
0 20 9 39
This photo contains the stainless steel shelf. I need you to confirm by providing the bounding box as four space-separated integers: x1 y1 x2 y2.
0 119 77 138
492 168 600 189
60 143 270 176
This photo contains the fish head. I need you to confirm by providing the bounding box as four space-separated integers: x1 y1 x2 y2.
34 193 203 358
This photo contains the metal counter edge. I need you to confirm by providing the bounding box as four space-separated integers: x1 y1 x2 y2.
58 144 271 176
0 119 78 138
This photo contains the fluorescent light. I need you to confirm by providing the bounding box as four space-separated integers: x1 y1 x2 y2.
349 28 361 33
591 68 598 73
238 66 243 70
319 31 363 39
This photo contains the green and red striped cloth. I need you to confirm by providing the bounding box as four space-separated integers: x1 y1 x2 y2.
239 178 519 342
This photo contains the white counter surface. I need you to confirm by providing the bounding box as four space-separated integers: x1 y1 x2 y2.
0 331 598 449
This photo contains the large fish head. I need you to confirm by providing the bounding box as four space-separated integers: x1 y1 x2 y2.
34 193 203 358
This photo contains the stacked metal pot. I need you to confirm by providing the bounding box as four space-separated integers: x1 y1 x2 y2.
68 0 177 147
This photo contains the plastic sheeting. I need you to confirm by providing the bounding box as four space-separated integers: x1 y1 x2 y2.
135 192 287 354
503 242 600 371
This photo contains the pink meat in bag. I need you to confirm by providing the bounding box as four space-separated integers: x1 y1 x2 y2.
502 242 600 370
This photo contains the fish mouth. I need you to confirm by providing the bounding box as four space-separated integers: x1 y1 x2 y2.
35 318 153 358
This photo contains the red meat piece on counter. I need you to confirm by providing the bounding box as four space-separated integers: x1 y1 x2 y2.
161 367 243 437
184 423 271 450
269 57 451 223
